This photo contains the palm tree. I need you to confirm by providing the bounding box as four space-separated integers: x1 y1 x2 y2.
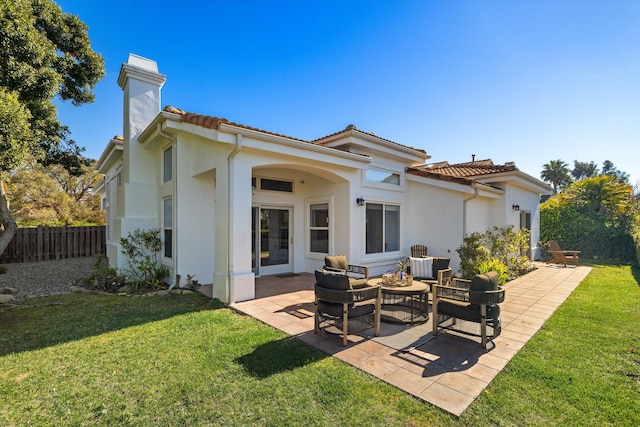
541 160 572 195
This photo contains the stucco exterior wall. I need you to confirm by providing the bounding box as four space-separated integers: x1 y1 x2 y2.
173 134 216 288
404 179 465 274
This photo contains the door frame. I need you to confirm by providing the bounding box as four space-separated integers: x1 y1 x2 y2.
252 205 293 276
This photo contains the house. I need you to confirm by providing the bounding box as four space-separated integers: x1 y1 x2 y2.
96 54 551 304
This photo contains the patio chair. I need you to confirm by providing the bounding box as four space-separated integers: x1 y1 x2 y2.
314 269 381 346
409 256 450 285
546 240 580 267
324 255 369 288
432 271 505 348
410 244 428 257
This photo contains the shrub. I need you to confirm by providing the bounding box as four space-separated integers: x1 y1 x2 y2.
457 226 535 280
83 254 126 293
476 259 509 285
456 232 490 279
120 228 169 291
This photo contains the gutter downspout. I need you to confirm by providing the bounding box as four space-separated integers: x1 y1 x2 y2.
227 133 243 303
462 183 480 237
157 123 179 289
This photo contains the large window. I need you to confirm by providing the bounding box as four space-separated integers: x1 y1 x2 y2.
366 203 400 254
309 203 329 253
163 147 172 183
163 197 172 258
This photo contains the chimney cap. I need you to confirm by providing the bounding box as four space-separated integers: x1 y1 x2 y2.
126 54 159 72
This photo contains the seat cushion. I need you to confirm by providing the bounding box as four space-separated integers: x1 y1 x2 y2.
432 257 450 276
409 257 432 279
349 277 369 289
437 300 500 322
318 301 374 318
470 271 498 292
315 269 351 290
325 255 348 271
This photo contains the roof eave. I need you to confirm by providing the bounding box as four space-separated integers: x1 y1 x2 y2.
474 170 552 194
219 122 372 164
96 138 123 173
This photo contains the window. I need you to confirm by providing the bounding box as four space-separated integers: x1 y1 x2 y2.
163 147 172 183
163 198 172 258
309 203 329 253
365 168 400 185
259 178 293 192
366 203 400 254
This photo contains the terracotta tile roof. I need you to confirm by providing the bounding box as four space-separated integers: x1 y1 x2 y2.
163 106 308 142
406 159 518 186
162 106 425 155
312 124 426 155
410 159 517 178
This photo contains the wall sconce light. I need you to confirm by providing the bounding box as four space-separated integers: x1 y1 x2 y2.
512 204 520 211
356 197 365 206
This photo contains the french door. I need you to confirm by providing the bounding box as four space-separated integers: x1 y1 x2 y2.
252 206 292 276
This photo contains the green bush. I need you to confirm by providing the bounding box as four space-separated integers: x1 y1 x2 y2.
456 232 490 279
476 259 509 285
457 225 534 280
120 228 170 291
83 254 126 292
540 176 638 261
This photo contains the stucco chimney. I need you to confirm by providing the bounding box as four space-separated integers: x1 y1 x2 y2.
117 54 166 183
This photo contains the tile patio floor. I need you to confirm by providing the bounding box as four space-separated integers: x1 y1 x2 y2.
209 263 591 416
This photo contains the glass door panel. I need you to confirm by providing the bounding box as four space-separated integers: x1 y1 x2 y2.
252 206 292 276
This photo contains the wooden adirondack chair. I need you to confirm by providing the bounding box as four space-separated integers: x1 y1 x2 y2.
546 240 580 267
410 244 428 257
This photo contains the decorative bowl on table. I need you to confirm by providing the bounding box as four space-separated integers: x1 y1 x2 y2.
381 273 413 287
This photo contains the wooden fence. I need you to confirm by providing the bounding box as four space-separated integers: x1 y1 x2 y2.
0 226 106 264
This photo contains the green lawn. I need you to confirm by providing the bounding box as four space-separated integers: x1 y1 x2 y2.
1 261 638 426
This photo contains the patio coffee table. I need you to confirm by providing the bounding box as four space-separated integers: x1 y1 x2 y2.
367 278 429 325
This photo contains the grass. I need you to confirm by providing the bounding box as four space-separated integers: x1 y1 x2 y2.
461 260 640 426
1 261 639 426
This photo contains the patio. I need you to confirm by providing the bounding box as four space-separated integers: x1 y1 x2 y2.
221 264 590 416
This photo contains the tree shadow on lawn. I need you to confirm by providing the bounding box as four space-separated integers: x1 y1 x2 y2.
235 336 328 378
0 292 224 356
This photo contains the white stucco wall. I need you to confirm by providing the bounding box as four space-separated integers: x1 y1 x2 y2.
173 135 216 287
404 178 466 274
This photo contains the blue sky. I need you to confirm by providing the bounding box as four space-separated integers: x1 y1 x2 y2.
54 0 640 185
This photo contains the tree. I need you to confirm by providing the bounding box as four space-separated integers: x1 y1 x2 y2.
563 175 634 227
541 159 572 195
7 159 104 226
572 160 599 181
601 160 630 184
0 0 104 253
541 175 637 260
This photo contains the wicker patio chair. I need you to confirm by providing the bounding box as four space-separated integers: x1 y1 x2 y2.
432 271 505 348
314 269 381 346
409 256 450 284
324 255 369 288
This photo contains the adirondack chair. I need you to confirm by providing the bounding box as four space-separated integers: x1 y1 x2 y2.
546 240 580 267
410 244 428 257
